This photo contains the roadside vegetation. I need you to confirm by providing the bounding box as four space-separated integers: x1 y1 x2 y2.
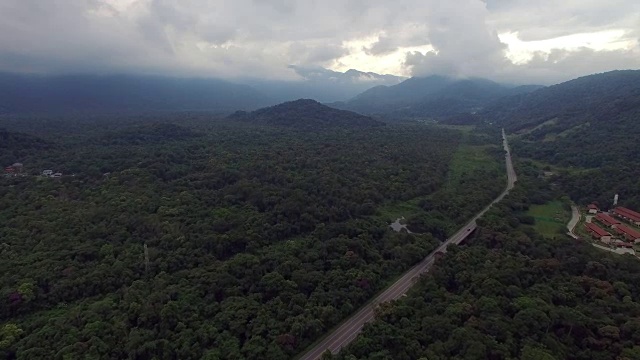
402 129 506 238
338 162 640 360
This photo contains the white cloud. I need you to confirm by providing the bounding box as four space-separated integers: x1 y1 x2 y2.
0 0 638 83
500 30 638 64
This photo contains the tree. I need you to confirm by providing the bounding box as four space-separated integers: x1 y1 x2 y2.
17 281 36 302
0 323 23 349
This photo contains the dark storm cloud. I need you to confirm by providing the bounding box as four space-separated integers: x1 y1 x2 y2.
0 0 637 83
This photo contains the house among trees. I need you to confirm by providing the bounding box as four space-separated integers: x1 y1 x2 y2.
587 204 599 214
4 163 24 176
612 207 640 226
615 225 640 243
595 213 621 229
585 223 612 243
42 170 62 178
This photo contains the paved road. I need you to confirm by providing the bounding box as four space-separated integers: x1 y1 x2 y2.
567 205 580 239
298 129 517 360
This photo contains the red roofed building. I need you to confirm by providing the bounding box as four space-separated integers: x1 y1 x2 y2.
613 207 640 226
595 213 621 228
585 223 612 242
614 240 635 248
587 204 599 214
615 225 640 243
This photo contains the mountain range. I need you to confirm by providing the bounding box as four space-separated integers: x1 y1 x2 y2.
3 69 637 126
482 70 640 131
331 75 544 119
243 66 405 103
0 73 272 114
0 68 405 115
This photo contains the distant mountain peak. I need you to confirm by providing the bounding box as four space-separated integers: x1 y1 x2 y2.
229 98 384 129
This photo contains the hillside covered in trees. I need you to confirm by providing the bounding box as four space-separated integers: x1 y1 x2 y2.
332 75 542 119
229 99 385 129
486 70 640 132
480 70 640 209
337 162 640 360
0 115 503 359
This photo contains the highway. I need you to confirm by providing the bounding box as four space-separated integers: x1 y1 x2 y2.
298 129 517 360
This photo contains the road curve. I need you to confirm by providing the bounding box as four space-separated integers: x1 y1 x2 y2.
297 129 517 360
567 205 580 239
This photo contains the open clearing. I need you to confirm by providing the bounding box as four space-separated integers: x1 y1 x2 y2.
527 200 570 237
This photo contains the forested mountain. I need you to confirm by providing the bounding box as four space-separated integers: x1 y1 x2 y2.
486 70 640 131
338 164 640 360
229 99 385 129
0 73 273 114
485 70 640 209
332 75 542 119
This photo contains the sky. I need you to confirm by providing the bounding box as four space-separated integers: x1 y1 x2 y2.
0 0 639 85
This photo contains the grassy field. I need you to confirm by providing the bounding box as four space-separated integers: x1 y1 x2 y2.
445 143 502 188
527 200 570 237
376 136 503 223
376 198 422 223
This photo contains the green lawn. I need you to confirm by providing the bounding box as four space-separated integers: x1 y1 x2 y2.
527 200 570 237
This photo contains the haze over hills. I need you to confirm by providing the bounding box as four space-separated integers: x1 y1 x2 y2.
332 75 544 119
0 69 406 115
0 128 50 165
243 66 406 103
229 99 384 129
0 73 274 114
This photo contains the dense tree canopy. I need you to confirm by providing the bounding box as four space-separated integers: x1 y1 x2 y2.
473 70 640 209
337 165 640 360
0 114 504 359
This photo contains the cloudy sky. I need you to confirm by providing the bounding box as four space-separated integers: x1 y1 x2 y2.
1 0 639 84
